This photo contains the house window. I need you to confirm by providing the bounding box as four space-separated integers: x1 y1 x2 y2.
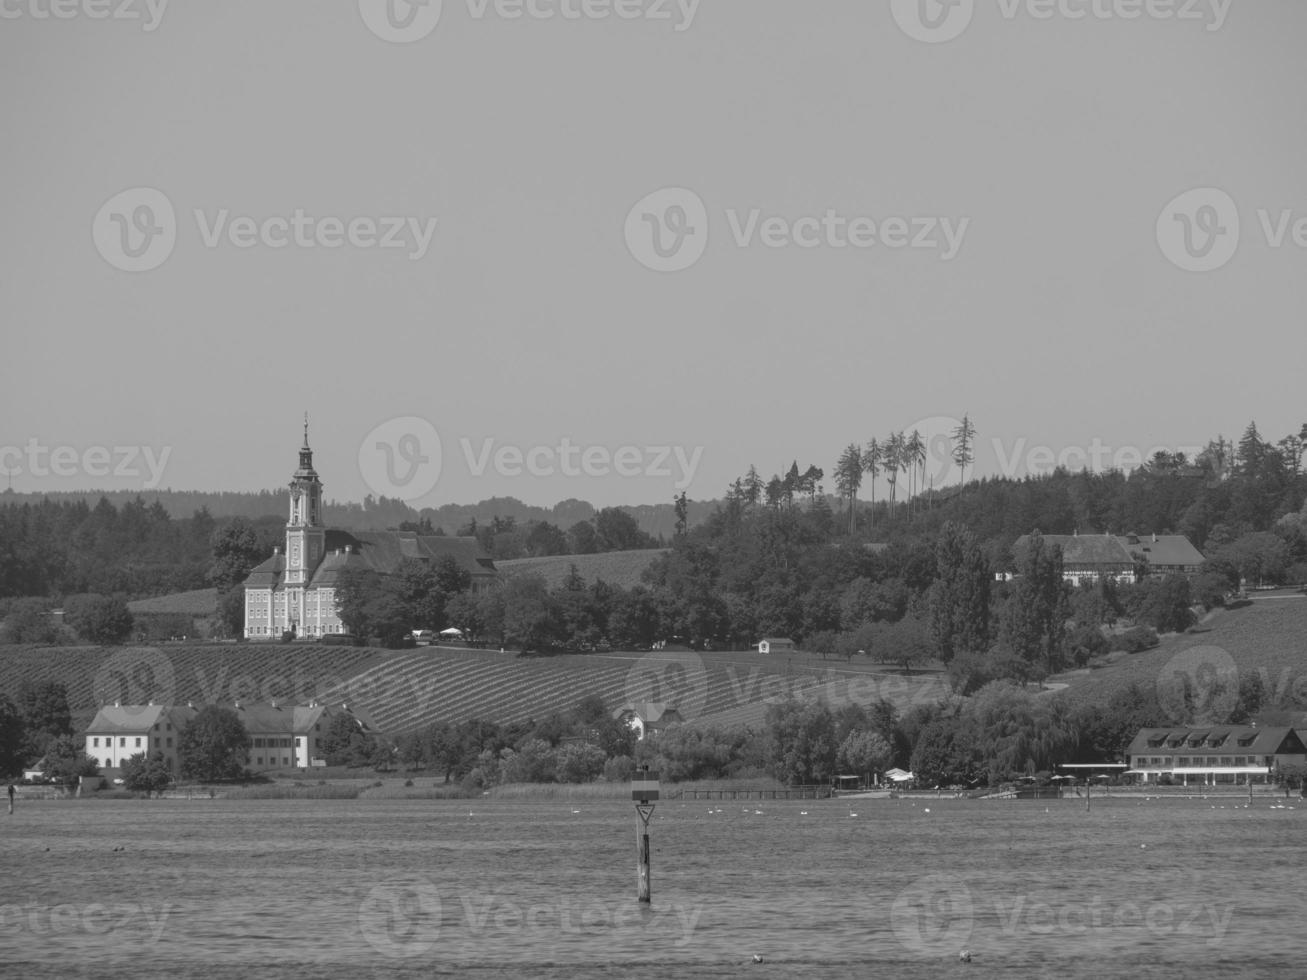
120 737 126 747
135 737 142 747
92 737 99 747
166 738 173 748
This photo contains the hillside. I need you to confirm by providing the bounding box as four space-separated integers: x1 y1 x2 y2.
0 644 387 731
0 640 945 736
126 589 219 616
1053 593 1307 711
495 549 668 589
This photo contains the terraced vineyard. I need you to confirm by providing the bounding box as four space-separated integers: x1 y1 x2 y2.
0 641 954 736
0 643 386 730
315 646 952 734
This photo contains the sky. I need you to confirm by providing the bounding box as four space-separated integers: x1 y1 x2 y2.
2 0 1305 510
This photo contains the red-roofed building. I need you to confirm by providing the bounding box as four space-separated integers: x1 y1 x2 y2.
242 423 497 640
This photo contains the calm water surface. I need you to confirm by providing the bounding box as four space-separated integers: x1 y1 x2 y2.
2 794 1303 978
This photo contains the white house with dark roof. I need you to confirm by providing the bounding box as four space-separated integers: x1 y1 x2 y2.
242 422 497 640
85 703 197 775
1001 531 1206 586
84 701 380 775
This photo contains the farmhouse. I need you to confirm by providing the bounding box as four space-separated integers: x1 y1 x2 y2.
756 637 796 655
1000 531 1205 585
613 702 683 740
1117 532 1205 576
1125 726 1307 785
242 421 497 640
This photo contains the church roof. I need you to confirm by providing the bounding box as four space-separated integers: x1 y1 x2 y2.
243 551 286 588
243 530 496 592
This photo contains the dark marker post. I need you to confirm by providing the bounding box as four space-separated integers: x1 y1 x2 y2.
631 767 659 904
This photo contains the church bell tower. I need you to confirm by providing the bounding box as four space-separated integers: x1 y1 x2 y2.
285 415 325 616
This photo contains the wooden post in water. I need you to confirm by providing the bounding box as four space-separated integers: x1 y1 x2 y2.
631 768 659 904
1085 777 1090 812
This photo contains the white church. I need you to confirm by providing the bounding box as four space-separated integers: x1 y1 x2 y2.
242 423 497 640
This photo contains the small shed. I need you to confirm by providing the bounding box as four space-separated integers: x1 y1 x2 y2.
756 637 796 655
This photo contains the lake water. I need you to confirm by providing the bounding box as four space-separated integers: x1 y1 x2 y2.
2 794 1304 979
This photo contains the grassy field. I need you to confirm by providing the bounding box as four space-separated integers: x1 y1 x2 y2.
495 549 669 589
1053 592 1307 710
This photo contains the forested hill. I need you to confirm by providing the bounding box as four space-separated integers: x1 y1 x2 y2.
0 489 711 540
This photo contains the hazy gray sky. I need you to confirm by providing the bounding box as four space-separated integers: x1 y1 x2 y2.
3 0 1304 509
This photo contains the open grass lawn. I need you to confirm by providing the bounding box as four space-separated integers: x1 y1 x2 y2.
1053 592 1307 709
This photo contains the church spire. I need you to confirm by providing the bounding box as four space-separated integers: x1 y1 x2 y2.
296 413 317 480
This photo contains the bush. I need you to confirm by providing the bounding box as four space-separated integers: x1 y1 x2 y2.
1066 624 1109 667
602 754 635 783
1111 626 1159 654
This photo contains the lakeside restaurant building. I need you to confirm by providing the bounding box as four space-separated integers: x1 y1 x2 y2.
1124 726 1307 785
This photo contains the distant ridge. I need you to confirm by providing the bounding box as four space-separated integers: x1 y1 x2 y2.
0 489 717 539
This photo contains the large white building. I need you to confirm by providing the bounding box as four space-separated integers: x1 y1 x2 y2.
242 423 497 640
84 701 380 775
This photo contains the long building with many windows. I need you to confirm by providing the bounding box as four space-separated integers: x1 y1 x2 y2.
1125 725 1307 785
